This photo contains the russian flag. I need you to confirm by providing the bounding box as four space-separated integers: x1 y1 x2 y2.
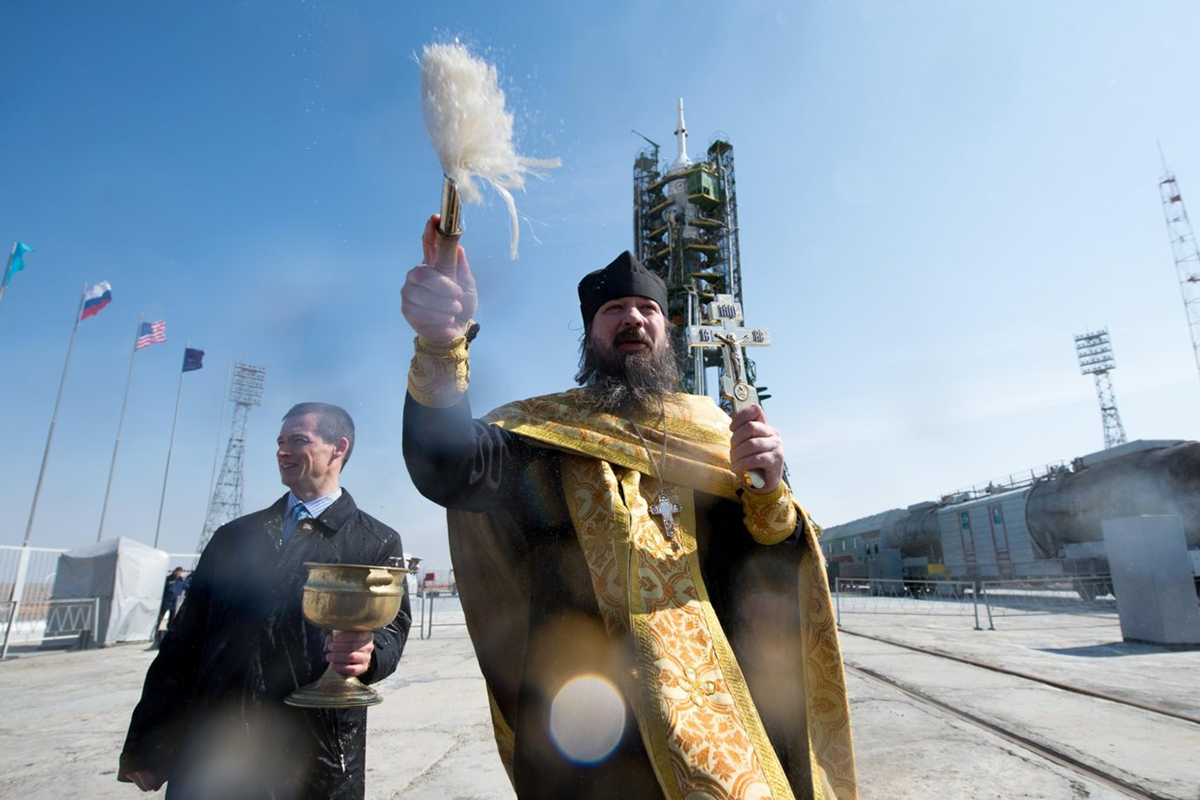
80 281 113 320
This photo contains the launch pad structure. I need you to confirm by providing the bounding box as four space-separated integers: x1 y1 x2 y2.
632 100 768 407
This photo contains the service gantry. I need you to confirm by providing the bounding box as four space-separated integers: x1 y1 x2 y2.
632 99 767 405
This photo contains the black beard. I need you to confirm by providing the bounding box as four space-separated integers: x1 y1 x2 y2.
576 328 681 414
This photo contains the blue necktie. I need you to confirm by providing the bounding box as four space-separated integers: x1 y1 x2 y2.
283 503 312 544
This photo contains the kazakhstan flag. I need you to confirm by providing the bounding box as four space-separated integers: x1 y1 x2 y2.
4 242 34 285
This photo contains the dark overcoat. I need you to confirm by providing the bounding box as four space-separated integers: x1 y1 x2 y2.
119 491 410 800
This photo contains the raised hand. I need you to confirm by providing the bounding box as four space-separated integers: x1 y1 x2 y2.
401 214 478 343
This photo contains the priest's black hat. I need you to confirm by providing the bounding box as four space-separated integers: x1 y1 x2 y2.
578 251 669 326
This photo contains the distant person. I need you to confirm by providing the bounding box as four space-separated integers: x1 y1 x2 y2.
400 216 857 798
119 402 412 799
153 566 187 645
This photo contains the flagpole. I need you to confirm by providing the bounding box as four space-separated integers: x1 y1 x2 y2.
23 285 87 547
153 343 188 548
97 314 143 542
0 243 16 319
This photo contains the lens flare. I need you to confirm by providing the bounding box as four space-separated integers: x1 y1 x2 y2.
549 674 625 764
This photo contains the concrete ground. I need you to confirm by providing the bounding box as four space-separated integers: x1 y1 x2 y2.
837 604 1200 800
0 603 1196 799
0 622 511 800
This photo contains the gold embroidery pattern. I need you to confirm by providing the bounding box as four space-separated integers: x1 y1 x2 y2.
485 391 746 501
742 484 800 545
486 688 517 790
475 395 857 798
407 334 470 408
799 538 858 799
565 458 793 800
566 456 630 637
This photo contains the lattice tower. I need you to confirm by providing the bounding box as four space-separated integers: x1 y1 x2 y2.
1075 329 1127 449
1157 158 1200 392
632 103 767 408
197 363 266 551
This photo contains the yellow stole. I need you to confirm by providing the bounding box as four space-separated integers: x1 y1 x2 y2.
482 390 857 800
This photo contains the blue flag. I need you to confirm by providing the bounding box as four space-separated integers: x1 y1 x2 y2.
182 347 205 372
3 242 34 286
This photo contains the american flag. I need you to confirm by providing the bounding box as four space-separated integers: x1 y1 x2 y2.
135 319 167 350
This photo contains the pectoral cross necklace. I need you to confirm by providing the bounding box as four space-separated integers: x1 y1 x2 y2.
631 402 681 547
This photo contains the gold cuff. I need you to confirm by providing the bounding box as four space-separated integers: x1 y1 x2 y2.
742 482 799 545
407 331 471 408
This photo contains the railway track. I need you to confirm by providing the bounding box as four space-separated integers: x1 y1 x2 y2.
841 627 1200 727
839 627 1197 800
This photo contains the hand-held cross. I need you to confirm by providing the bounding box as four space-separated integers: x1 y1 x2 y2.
685 295 771 489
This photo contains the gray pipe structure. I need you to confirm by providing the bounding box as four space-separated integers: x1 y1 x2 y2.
822 439 1200 588
1025 440 1200 558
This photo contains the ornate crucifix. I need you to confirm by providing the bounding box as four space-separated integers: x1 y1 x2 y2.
685 294 771 489
648 493 682 540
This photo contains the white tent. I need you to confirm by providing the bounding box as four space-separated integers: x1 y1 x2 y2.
50 537 168 646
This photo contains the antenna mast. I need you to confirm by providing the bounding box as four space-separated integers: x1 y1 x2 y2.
1157 150 1200 392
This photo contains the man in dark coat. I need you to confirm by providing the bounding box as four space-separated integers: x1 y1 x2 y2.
399 216 856 799
154 566 188 645
119 402 411 799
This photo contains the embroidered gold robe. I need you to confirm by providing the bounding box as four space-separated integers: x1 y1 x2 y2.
404 379 856 800
404 335 855 799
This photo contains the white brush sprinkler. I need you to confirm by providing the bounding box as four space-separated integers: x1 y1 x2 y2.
419 42 561 274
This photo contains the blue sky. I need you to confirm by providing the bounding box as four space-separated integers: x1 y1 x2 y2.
2 1 1199 568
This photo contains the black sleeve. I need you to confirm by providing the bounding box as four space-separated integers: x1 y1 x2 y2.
118 531 219 781
402 392 539 513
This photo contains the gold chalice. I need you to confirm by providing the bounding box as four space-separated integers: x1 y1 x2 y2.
285 562 413 709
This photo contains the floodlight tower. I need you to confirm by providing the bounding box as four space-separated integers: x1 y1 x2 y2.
1075 329 1127 449
1157 154 1200 391
197 362 266 551
632 99 763 404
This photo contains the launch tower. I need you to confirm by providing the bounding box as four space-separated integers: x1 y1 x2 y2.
632 100 765 403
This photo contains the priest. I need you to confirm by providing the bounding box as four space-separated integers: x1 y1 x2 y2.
401 215 857 800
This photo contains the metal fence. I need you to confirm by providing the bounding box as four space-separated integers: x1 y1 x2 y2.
0 595 98 659
1 545 66 605
979 577 1117 628
415 588 465 640
40 598 101 649
834 576 1120 631
3 546 460 652
1 545 69 657
1 545 200 658
835 578 986 629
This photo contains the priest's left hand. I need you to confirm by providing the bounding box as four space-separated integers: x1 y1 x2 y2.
325 630 375 676
729 404 785 494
